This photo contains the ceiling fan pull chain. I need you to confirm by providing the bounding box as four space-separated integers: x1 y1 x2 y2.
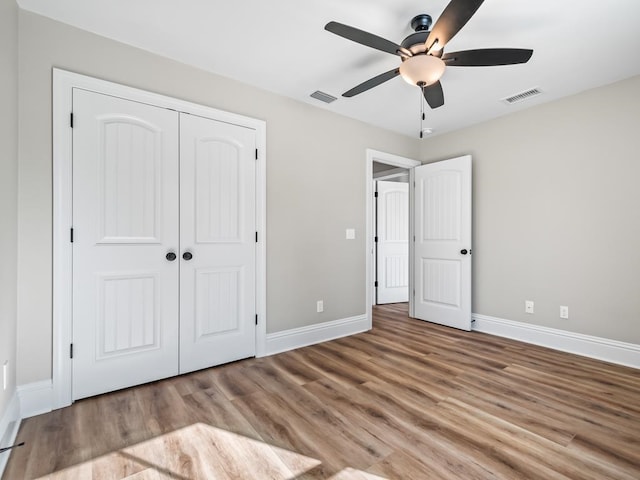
419 83 425 138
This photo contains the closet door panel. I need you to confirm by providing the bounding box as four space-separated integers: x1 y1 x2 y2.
179 113 257 373
72 89 180 400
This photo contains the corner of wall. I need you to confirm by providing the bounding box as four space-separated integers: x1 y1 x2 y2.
0 0 21 470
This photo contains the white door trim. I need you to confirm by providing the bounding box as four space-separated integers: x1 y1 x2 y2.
365 149 420 325
52 69 267 409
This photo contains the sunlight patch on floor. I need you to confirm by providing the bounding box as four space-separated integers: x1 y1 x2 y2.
36 423 388 479
328 468 388 479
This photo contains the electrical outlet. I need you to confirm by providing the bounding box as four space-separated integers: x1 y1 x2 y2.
560 306 569 319
525 300 534 314
2 361 7 391
317 300 324 313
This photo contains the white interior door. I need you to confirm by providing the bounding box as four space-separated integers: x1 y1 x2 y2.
412 155 472 330
179 113 257 373
72 89 180 400
376 181 409 304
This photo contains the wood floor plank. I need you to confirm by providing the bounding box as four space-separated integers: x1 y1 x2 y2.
258 382 393 468
437 397 639 480
3 304 639 479
303 379 521 480
448 373 580 446
205 359 265 401
230 389 345 477
504 364 640 415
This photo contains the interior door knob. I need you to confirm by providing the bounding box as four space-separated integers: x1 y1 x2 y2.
460 249 468 255
182 251 193 261
166 252 177 261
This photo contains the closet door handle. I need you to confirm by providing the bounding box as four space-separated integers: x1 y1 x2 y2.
166 252 177 261
182 251 193 261
460 249 468 255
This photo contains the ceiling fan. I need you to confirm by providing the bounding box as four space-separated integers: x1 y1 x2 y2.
325 0 533 111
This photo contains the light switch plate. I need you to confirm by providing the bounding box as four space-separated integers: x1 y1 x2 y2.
346 228 356 240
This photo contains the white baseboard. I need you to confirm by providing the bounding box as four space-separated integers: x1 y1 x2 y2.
17 380 53 419
0 392 21 477
472 313 640 369
265 314 371 356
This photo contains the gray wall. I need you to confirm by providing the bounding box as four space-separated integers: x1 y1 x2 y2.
421 75 640 344
16 10 420 385
0 0 19 426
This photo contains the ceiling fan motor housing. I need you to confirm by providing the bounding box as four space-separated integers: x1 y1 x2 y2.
401 31 431 55
411 14 432 32
402 15 439 56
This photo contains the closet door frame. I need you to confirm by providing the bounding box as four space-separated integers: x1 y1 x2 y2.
52 68 267 409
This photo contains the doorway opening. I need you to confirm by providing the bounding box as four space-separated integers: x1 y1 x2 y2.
365 150 473 331
365 150 420 326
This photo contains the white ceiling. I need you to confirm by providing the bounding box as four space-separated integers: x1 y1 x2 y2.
18 0 640 138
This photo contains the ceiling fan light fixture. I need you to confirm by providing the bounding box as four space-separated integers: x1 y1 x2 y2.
399 54 446 86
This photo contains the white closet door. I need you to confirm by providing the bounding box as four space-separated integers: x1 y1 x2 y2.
72 89 180 400
179 113 257 373
376 181 409 304
413 156 472 331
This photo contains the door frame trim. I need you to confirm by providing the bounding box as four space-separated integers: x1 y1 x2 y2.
365 149 420 326
52 69 267 409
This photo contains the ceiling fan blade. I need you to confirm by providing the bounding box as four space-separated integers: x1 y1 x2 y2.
424 0 484 51
423 81 444 108
343 68 400 97
325 21 406 56
443 48 533 66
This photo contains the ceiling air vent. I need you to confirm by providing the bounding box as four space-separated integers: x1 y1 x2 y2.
502 87 543 105
310 90 337 104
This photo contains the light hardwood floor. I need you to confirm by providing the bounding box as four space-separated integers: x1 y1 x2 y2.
4 304 640 479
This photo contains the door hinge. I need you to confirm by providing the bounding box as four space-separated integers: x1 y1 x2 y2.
255 149 258 160
374 281 378 288
70 343 74 359
374 191 378 198
374 236 378 243
70 228 74 243
255 314 258 325
255 231 258 243
70 112 74 128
